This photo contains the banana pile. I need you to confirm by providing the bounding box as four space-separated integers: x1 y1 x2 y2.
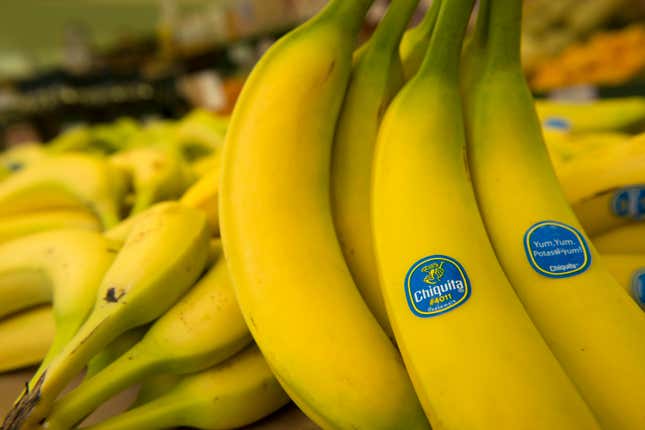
1 0 645 429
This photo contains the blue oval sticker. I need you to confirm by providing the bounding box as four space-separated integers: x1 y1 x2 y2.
612 186 645 220
630 270 645 309
404 255 471 318
524 221 591 278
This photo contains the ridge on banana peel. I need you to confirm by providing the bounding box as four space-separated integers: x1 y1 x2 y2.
399 0 441 80
219 0 428 428
463 0 645 428
372 0 598 428
601 253 645 310
110 146 195 216
0 229 117 377
83 345 289 430
46 247 250 430
331 0 419 338
0 210 101 245
0 153 127 228
0 307 55 373
2 202 210 430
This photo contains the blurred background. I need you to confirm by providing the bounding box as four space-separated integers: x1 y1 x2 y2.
1 0 644 147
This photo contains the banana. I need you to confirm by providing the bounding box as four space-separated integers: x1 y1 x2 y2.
601 253 645 309
2 202 210 430
593 223 645 253
47 127 93 153
181 166 221 235
132 373 182 407
399 0 441 80
82 345 289 430
0 153 127 228
110 146 195 215
331 0 419 337
219 0 428 428
535 97 645 133
372 0 599 428
0 210 101 244
46 251 251 429
190 152 221 178
463 0 645 428
173 109 229 161
0 230 116 360
0 307 55 373
0 144 47 174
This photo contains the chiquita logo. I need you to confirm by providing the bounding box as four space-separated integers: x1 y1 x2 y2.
404 255 471 318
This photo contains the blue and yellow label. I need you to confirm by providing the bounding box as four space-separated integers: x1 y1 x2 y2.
404 255 471 318
524 221 591 278
612 186 645 220
630 270 645 309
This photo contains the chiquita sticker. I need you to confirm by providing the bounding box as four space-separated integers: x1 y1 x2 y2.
630 270 645 310
612 186 645 220
524 221 591 278
404 255 471 318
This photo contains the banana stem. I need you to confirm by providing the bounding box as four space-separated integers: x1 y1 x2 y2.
415 0 442 42
470 0 490 49
486 0 522 68
84 395 187 430
370 0 420 52
321 0 376 35
46 342 163 430
417 0 476 79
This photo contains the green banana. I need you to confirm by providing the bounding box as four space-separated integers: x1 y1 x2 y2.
331 0 419 338
0 153 127 228
399 0 441 80
0 210 101 245
372 0 599 428
83 345 289 430
219 0 428 428
46 251 251 429
109 146 195 215
0 307 55 373
2 202 210 430
463 0 645 428
0 229 116 372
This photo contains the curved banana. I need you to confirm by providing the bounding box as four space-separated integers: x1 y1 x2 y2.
601 253 645 309
0 153 127 228
0 210 101 245
535 97 645 133
181 166 221 235
3 202 210 430
46 251 251 429
0 307 55 373
219 0 428 428
372 0 599 428
83 345 289 430
399 0 441 80
593 223 645 254
331 0 419 337
463 0 645 428
110 146 194 215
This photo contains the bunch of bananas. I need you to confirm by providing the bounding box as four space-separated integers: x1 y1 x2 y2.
2 0 645 429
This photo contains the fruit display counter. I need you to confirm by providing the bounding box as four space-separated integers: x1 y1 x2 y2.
1 0 644 429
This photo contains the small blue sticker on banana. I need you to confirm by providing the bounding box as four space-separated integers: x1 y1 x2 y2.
404 255 471 318
612 186 645 220
630 270 645 309
524 221 591 278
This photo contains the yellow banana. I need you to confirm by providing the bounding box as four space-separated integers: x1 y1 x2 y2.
601 253 645 309
331 0 419 337
0 307 54 373
373 0 599 428
84 326 148 379
46 251 251 429
219 0 428 428
110 146 195 215
189 152 221 178
0 153 126 228
399 0 441 80
0 210 101 244
592 223 645 254
0 230 116 367
0 144 47 175
83 345 289 430
46 127 92 153
132 373 182 407
535 97 645 133
3 202 210 430
463 0 645 428
181 166 221 235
